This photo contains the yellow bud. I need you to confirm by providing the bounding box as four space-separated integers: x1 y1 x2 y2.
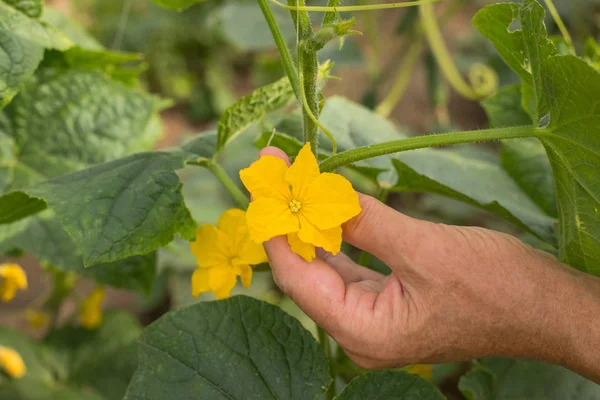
79 287 105 330
0 346 26 379
0 264 27 302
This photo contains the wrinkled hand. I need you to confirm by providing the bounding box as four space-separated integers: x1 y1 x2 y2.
260 147 600 382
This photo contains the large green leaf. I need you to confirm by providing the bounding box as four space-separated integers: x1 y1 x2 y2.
124 296 330 400
390 147 556 244
44 312 142 400
481 85 532 129
217 76 295 151
537 56 600 274
473 0 557 121
459 358 600 399
0 151 197 266
2 69 160 188
335 370 445 399
41 7 103 50
0 212 157 292
303 97 555 243
2 0 42 18
0 2 70 106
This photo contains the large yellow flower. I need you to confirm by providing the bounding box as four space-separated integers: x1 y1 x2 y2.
190 209 268 300
0 264 27 302
240 143 361 261
80 287 105 330
0 346 26 379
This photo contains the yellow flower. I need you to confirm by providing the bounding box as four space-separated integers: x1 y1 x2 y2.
405 364 433 380
80 287 105 330
0 346 26 379
25 309 48 330
0 264 27 302
190 208 268 300
240 143 361 261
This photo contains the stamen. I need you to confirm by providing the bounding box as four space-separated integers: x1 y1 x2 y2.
289 199 302 213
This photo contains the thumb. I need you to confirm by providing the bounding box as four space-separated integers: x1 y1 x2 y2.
343 194 426 270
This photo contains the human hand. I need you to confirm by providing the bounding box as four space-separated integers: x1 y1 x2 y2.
259 146 600 382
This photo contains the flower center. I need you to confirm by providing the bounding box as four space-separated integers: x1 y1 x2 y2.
228 256 241 266
288 199 302 213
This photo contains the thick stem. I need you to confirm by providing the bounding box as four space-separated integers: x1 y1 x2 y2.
320 126 545 172
300 48 320 154
258 0 300 99
376 41 423 117
318 326 336 400
205 162 250 210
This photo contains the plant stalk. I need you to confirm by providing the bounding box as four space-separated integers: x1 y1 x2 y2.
318 326 336 399
204 162 250 209
320 126 545 172
258 0 300 99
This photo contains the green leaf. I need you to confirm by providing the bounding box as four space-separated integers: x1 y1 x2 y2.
0 151 197 266
149 0 206 10
41 7 103 50
2 0 42 18
481 85 532 129
319 97 556 243
217 76 295 151
2 69 160 186
0 212 157 292
482 85 557 218
390 147 556 244
501 139 557 217
473 0 557 121
124 296 330 400
0 2 71 106
335 370 445 399
459 358 600 399
44 312 142 400
537 55 600 274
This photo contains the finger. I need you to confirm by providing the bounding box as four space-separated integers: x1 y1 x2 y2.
259 146 291 166
265 236 346 328
343 194 426 270
316 249 384 284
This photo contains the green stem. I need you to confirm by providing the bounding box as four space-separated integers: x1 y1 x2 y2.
204 162 250 209
258 0 300 99
542 0 575 55
270 0 440 12
376 40 423 117
320 126 545 172
318 326 336 399
419 2 495 100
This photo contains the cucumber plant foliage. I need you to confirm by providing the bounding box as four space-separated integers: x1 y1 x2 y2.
0 0 598 398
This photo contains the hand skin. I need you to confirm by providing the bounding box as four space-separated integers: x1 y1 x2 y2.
259 146 600 383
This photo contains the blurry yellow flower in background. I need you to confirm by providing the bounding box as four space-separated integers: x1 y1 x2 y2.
80 287 105 329
25 310 49 330
240 143 361 261
405 364 433 380
0 264 27 302
0 346 26 379
190 209 268 300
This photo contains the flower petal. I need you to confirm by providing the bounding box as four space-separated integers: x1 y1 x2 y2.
217 208 246 236
287 232 316 262
246 197 299 243
301 172 361 230
190 225 230 268
298 215 343 254
240 156 290 201
191 268 211 297
209 267 238 300
237 239 268 266
0 346 26 379
285 143 320 198
236 264 253 289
